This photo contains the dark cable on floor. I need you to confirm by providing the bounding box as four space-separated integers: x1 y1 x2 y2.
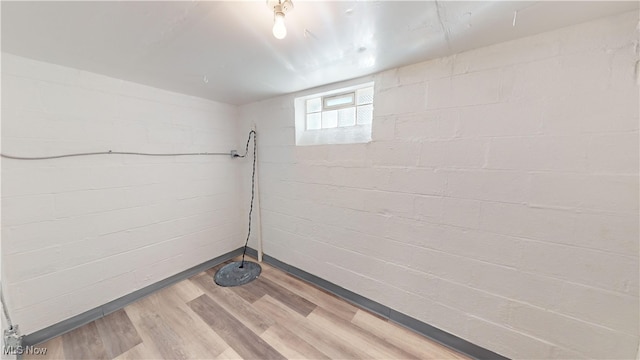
237 130 257 268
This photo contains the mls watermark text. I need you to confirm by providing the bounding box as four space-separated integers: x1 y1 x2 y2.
3 345 48 356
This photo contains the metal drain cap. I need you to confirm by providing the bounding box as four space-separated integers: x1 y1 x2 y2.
214 261 261 287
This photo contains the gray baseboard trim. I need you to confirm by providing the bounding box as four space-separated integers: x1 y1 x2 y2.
24 246 508 360
22 247 244 347
246 247 508 360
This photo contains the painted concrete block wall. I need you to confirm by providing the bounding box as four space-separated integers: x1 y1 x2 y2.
1 54 242 334
240 11 639 359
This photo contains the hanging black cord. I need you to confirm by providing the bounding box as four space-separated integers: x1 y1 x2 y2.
236 130 257 268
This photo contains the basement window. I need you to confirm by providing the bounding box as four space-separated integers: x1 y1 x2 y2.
295 82 374 146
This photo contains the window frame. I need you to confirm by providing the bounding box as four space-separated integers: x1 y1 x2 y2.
295 81 375 146
303 85 374 131
322 91 356 111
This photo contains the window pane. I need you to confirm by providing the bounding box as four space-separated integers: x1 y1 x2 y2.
306 98 321 113
306 112 321 130
322 110 338 128
324 93 354 108
356 104 373 125
356 87 374 105
338 107 356 127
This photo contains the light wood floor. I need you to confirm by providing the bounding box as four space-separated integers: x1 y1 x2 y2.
27 257 468 360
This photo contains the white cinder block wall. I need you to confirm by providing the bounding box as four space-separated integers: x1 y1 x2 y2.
1 54 243 334
240 11 639 359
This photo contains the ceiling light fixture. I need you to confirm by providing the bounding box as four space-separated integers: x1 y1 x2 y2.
268 0 293 40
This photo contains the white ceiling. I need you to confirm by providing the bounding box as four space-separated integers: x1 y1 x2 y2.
2 1 637 105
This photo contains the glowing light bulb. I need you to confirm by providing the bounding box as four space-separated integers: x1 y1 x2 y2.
272 12 287 39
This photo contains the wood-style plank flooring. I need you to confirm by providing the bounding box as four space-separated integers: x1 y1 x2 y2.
26 257 468 359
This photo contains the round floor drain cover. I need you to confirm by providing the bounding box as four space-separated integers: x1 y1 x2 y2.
214 261 261 287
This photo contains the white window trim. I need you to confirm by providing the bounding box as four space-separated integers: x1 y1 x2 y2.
322 91 356 111
295 81 374 146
